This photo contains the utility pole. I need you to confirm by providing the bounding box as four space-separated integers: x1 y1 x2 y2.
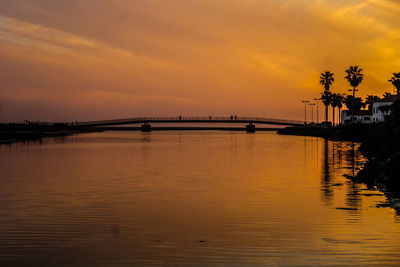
301 100 309 124
309 103 316 123
313 98 320 124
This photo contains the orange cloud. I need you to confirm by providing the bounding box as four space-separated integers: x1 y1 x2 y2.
0 0 399 121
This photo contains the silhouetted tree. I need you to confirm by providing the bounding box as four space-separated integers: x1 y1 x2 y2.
383 92 393 99
388 73 400 99
365 95 380 110
344 95 364 111
331 93 345 125
320 71 335 91
320 71 335 123
345 66 364 123
321 90 333 123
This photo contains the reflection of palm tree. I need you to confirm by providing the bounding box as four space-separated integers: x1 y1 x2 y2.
320 71 335 123
321 138 333 205
345 66 364 123
345 142 362 210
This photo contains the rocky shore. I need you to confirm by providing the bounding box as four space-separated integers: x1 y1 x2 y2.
278 121 400 194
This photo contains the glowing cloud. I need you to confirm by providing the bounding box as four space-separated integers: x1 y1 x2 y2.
0 0 399 121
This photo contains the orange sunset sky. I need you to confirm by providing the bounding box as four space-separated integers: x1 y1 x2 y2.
1 0 400 121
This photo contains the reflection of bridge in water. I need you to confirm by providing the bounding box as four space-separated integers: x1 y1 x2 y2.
77 116 304 132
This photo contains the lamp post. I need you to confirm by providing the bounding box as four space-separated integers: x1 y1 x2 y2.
309 103 316 123
301 100 309 124
313 98 320 124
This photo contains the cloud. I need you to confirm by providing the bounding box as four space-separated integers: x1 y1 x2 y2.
0 0 400 121
0 15 96 53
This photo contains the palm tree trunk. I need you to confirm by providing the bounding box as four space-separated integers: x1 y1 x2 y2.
339 108 341 124
352 86 356 123
332 107 335 127
325 105 328 123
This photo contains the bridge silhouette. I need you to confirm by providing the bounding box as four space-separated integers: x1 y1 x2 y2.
76 116 304 132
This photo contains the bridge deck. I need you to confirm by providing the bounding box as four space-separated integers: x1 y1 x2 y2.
76 116 304 127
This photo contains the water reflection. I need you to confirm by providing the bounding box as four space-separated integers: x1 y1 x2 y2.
321 138 333 205
320 139 367 211
319 138 400 219
1 132 400 266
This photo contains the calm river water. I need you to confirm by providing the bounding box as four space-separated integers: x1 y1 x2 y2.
1 131 400 266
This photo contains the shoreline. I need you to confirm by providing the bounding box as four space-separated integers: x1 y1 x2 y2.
278 124 400 212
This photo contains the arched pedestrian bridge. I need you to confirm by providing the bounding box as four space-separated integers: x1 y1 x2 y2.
76 116 304 132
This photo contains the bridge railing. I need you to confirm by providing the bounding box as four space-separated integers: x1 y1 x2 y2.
76 116 303 126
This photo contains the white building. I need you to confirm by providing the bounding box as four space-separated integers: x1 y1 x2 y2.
372 100 393 123
341 110 373 124
341 95 395 124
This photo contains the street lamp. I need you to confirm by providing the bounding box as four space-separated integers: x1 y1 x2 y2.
313 98 320 124
301 100 310 124
309 103 316 123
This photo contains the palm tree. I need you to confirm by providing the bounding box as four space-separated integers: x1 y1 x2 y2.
320 71 335 123
320 71 335 91
365 95 380 110
345 66 364 123
388 73 400 99
321 90 333 124
331 93 345 126
344 95 364 111
337 94 345 124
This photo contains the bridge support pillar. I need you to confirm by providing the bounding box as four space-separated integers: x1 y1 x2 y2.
141 123 151 132
246 123 256 133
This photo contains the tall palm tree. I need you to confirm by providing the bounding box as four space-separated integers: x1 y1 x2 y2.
388 72 400 99
321 90 333 124
320 71 335 91
320 71 335 123
365 95 380 110
345 66 364 123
